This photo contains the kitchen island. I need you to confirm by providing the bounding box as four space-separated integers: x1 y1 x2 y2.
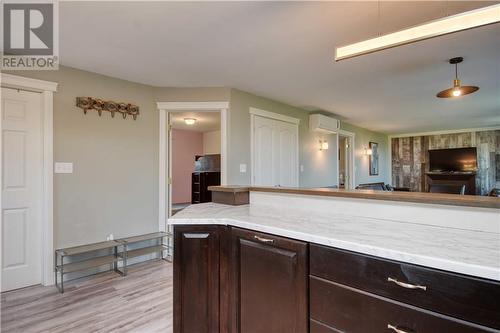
169 186 500 333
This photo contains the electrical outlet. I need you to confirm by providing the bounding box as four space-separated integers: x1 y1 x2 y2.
54 162 73 174
106 234 114 241
239 164 247 173
300 165 304 172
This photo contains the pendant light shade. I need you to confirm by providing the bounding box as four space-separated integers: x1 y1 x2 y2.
437 57 479 98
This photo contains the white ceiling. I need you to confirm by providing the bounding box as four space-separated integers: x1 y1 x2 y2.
59 1 500 134
171 111 220 132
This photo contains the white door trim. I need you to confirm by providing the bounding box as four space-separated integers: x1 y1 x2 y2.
249 107 300 125
157 101 229 232
337 130 356 189
1 74 58 92
157 101 229 111
1 73 57 286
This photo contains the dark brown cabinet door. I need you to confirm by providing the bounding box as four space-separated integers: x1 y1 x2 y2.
174 225 221 333
229 227 308 333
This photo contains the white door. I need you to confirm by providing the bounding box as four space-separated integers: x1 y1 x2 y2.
345 137 353 189
1 87 43 291
277 121 298 187
253 116 275 186
337 133 355 190
252 115 298 187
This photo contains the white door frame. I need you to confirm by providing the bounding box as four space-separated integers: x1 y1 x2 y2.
157 101 229 232
1 73 57 286
249 107 300 186
337 130 355 189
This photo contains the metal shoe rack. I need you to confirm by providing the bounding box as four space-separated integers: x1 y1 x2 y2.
55 232 171 293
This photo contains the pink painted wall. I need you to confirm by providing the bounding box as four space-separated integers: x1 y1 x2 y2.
172 129 203 204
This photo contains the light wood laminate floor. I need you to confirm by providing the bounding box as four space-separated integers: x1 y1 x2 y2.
1 260 172 333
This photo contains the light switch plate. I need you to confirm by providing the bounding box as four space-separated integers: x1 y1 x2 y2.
300 165 304 172
239 164 247 173
54 162 73 174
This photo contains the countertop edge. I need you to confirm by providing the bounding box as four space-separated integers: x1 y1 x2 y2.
209 186 500 209
208 185 250 193
168 217 500 282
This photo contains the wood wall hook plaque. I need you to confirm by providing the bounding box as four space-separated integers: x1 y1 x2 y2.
76 97 140 120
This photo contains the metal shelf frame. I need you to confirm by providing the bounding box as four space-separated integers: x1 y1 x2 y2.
54 232 171 293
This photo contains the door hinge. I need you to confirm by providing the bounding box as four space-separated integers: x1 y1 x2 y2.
168 177 172 185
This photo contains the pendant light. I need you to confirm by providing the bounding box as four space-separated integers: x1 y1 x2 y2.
437 57 479 98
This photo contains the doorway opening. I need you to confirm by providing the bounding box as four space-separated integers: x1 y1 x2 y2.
170 111 222 215
337 131 355 189
157 101 229 234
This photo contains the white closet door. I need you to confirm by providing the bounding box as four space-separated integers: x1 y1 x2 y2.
253 115 275 186
252 115 298 187
1 87 43 291
276 121 298 187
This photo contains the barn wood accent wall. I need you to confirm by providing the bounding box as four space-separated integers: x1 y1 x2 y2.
391 130 500 195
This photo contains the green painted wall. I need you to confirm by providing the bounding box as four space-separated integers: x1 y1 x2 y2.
340 122 390 186
4 66 159 248
228 89 390 187
3 67 389 249
228 89 339 187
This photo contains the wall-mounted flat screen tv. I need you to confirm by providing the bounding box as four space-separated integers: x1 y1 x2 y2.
429 147 477 172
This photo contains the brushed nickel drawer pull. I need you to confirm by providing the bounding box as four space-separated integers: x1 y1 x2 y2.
253 235 274 243
387 324 414 333
184 233 209 239
387 277 427 291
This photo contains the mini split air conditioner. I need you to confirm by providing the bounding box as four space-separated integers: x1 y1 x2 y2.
309 114 340 133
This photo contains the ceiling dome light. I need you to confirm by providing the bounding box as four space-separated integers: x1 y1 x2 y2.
437 57 479 98
184 118 196 125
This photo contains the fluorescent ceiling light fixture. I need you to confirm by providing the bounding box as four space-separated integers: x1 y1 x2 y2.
335 4 500 61
184 118 196 125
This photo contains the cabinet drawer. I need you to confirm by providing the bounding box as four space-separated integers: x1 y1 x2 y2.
310 276 496 333
310 319 341 333
310 244 500 329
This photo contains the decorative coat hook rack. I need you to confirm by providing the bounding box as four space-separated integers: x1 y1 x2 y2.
76 97 140 120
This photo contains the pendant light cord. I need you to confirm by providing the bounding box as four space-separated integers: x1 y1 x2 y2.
377 1 381 37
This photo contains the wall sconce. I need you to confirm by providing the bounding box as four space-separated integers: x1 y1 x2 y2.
364 147 372 155
319 140 329 151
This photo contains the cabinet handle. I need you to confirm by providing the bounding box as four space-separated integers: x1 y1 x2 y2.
253 235 274 243
387 277 427 291
387 324 414 333
184 233 209 239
